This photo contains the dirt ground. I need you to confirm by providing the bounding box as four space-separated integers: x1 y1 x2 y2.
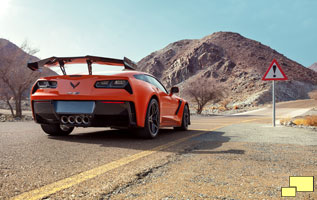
104 123 317 200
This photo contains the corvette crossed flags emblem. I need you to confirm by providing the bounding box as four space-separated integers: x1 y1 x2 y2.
70 82 80 89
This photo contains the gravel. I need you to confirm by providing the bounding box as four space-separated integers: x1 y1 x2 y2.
0 114 33 122
109 123 317 199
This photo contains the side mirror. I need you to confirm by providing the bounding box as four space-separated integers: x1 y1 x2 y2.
170 86 179 95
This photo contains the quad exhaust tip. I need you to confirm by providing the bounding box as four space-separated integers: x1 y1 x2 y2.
61 116 68 124
83 116 89 125
75 116 82 124
68 116 75 124
61 115 89 125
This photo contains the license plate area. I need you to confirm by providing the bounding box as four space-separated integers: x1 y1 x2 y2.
54 101 95 114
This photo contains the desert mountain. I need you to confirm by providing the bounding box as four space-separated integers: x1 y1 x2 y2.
0 38 57 97
309 63 317 72
137 32 317 106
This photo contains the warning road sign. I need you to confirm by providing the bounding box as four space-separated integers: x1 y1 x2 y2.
262 59 288 127
262 59 288 80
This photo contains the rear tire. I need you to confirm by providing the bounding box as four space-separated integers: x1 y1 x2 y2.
41 124 74 136
174 105 189 131
138 99 160 139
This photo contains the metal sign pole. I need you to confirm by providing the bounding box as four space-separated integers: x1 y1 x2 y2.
272 80 275 127
263 59 287 126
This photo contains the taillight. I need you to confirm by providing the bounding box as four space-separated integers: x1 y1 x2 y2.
95 80 128 88
32 80 57 94
37 81 57 88
95 80 110 88
113 80 127 86
95 80 132 94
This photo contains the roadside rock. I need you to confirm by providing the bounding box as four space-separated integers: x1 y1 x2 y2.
0 114 33 122
0 114 6 122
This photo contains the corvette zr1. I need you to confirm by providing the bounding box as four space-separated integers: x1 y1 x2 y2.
27 56 190 138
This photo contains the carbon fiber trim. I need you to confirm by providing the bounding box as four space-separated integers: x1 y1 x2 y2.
175 100 182 115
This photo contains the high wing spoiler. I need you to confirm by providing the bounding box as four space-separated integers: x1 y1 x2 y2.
27 55 136 75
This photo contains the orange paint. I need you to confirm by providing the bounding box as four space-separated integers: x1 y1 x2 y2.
30 71 188 128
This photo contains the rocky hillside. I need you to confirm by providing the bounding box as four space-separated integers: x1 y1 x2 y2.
137 32 317 106
0 38 56 97
309 63 317 72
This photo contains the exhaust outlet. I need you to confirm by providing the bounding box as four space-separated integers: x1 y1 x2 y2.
82 116 89 125
61 116 68 124
75 116 83 124
68 116 75 124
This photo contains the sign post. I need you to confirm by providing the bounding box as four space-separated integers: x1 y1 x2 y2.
272 80 275 126
262 59 288 127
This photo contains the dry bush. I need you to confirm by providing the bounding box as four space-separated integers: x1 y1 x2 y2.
293 118 308 126
183 78 224 114
305 116 317 126
280 117 292 125
293 116 317 126
220 99 230 109
308 90 317 100
218 106 227 111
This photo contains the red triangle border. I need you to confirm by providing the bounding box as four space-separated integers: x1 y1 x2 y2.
262 59 288 81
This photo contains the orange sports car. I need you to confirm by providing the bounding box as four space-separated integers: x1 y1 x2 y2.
27 55 190 138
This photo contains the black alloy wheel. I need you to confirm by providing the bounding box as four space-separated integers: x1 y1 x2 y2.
140 98 160 139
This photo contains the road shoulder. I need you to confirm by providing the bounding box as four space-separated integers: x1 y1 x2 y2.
108 123 317 199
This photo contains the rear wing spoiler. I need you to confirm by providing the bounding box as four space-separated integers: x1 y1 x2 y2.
27 55 136 75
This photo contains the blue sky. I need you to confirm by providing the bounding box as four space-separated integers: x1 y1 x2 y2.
0 0 316 66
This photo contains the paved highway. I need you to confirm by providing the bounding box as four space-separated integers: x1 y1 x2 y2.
0 99 316 199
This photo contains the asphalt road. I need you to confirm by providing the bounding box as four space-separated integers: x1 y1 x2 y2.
0 99 316 199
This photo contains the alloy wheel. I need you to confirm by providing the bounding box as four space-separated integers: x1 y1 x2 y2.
148 101 159 136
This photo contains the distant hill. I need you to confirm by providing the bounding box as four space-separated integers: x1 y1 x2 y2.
309 63 317 72
137 32 317 106
0 38 57 97
0 38 57 74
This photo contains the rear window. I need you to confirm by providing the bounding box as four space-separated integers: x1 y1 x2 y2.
134 74 168 94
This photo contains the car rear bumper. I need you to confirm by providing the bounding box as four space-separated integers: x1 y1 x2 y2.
32 100 137 128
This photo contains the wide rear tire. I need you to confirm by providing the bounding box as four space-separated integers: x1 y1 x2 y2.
41 124 74 136
174 105 189 131
138 99 160 139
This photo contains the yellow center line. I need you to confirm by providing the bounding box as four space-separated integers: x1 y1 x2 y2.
241 118 260 123
12 118 261 200
12 126 226 200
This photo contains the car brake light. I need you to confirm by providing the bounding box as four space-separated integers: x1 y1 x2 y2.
94 80 133 94
95 80 110 88
113 80 127 86
32 80 57 94
101 101 125 104
95 80 127 88
37 81 57 89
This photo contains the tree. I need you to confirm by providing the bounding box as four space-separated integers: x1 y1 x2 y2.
0 85 15 116
184 78 224 114
0 40 40 118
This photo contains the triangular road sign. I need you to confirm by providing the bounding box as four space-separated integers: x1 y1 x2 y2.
262 59 288 81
